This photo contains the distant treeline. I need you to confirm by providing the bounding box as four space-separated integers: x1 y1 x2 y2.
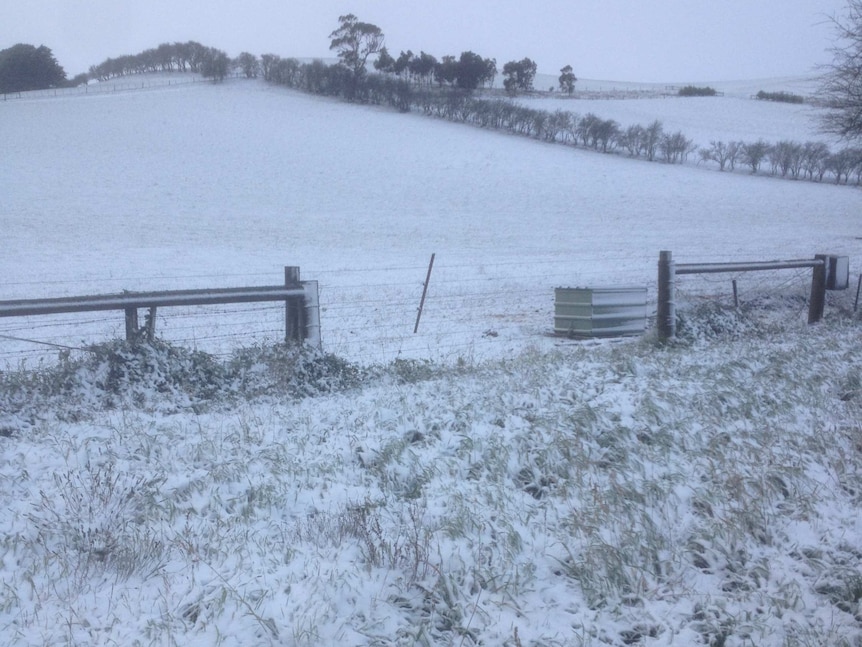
678 85 718 97
88 41 232 82
258 55 861 184
79 43 862 186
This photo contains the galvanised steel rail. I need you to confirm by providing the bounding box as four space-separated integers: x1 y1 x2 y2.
675 258 824 275
0 267 321 346
658 251 845 340
0 285 306 317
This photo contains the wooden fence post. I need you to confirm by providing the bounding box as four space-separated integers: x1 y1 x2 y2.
124 308 138 341
657 250 676 340
124 306 157 341
285 266 303 343
808 254 827 324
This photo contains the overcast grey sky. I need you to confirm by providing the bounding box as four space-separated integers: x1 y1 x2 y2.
0 1 848 81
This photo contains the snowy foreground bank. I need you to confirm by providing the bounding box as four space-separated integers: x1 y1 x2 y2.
1 301 861 646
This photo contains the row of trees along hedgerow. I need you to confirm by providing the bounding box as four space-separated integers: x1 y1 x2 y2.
755 90 805 104
16 6 862 184
250 13 862 180
698 139 862 183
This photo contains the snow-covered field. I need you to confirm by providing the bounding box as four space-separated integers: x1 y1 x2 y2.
518 93 828 149
1 75 859 366
1 75 862 646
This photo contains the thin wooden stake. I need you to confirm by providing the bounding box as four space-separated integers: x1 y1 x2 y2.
855 274 862 312
414 253 435 334
732 279 739 308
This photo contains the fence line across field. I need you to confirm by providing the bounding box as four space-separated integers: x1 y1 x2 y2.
1 252 854 368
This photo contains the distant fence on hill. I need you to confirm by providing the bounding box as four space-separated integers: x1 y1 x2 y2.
1 75 210 102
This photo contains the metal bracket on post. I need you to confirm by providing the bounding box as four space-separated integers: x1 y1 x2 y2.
144 307 157 341
124 307 139 341
124 306 157 341
659 252 834 329
657 250 676 340
302 280 321 348
285 266 303 343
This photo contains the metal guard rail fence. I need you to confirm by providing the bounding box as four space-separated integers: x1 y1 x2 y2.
0 266 320 347
657 251 849 340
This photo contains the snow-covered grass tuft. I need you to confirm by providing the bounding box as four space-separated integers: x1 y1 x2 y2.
226 342 363 398
2 298 862 645
673 288 816 344
28 459 168 581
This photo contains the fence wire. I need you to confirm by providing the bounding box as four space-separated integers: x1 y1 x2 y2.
0 254 850 371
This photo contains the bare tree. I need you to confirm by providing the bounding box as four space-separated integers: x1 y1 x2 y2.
643 120 664 161
699 140 741 171
801 141 831 180
742 140 770 173
619 124 646 157
236 52 259 79
547 110 575 143
260 53 278 81
827 147 860 183
660 132 694 163
593 119 620 152
200 47 230 82
820 0 862 139
576 113 602 147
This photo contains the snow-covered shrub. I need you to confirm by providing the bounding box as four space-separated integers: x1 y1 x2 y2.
385 357 442 384
226 342 362 398
88 339 225 403
0 339 366 426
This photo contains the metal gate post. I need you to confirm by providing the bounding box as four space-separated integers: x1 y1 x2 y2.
285 266 302 343
302 280 321 347
657 250 676 340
